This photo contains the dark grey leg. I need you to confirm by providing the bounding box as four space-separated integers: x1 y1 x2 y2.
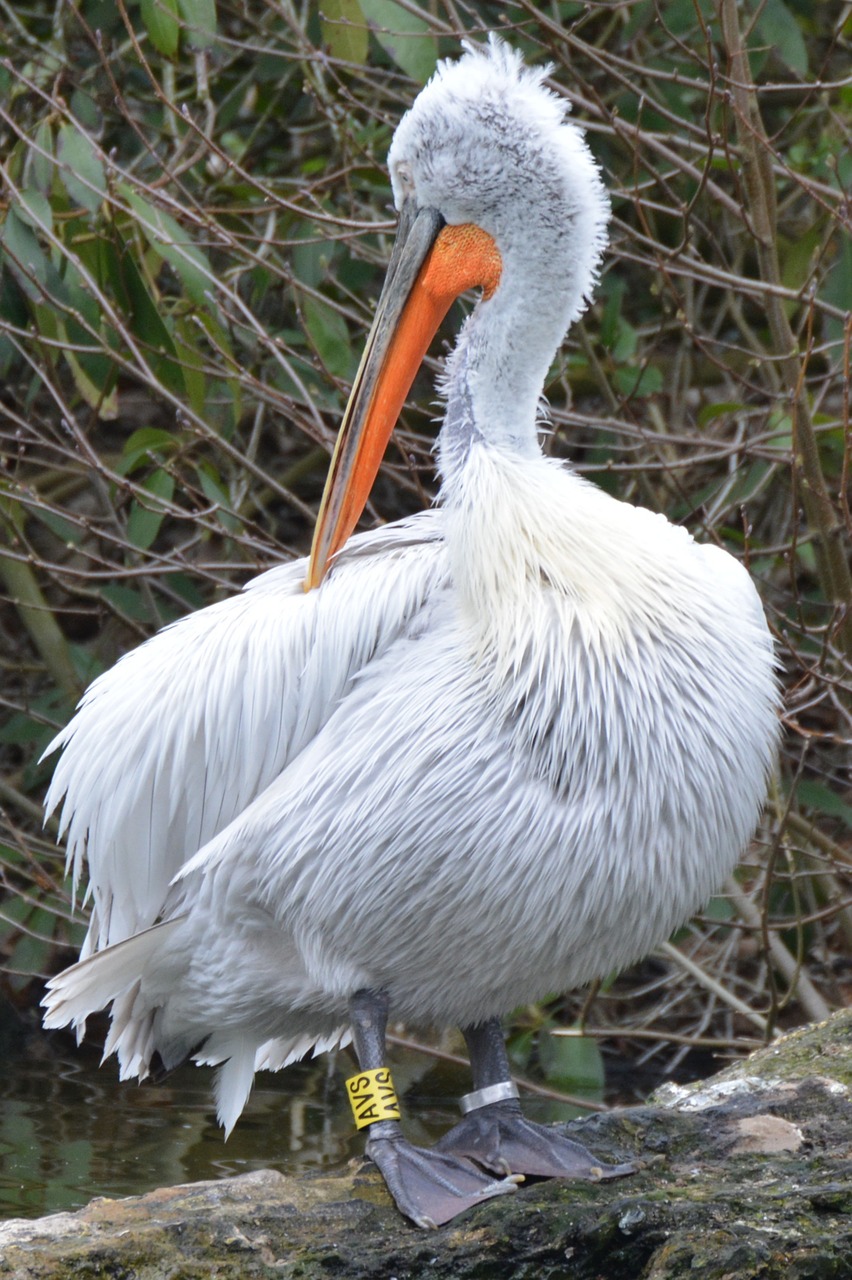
348 991 519 1228
465 1018 514 1090
435 1017 635 1182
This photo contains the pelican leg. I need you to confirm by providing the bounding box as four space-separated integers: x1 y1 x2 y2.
435 1019 635 1181
348 989 520 1228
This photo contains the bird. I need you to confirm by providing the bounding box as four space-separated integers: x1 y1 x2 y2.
42 38 779 1230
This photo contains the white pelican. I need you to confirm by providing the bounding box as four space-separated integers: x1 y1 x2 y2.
42 39 779 1229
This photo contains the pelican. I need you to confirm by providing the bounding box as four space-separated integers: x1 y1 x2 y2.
42 39 779 1229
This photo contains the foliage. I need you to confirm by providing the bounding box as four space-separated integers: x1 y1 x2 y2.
0 0 850 1090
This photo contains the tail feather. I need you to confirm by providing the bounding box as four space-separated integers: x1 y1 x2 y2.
102 983 141 1061
104 984 159 1080
192 1026 353 1136
213 1041 258 1137
253 1026 352 1072
312 1027 352 1058
44 918 354 1138
42 918 185 1063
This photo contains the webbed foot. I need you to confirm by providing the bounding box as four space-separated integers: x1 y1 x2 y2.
366 1126 522 1228
435 1099 635 1181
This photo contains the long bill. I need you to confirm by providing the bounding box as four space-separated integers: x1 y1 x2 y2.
305 202 502 589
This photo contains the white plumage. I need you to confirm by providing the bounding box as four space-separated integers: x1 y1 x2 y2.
43 40 778 1162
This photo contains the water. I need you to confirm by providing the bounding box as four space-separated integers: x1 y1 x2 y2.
0 1013 596 1221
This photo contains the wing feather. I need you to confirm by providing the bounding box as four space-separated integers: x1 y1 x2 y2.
44 511 446 954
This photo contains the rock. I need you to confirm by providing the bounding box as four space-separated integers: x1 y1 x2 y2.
3 1011 852 1279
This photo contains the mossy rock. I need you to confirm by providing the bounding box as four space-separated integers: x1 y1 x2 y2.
2 1011 852 1279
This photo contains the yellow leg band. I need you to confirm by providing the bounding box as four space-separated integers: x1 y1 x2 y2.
346 1066 401 1129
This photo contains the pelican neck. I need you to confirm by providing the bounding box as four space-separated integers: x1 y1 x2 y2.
436 255 582 478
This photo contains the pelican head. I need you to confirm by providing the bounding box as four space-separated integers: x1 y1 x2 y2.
307 38 610 587
388 39 609 324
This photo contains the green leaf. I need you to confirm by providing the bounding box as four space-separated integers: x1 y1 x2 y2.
15 188 53 236
506 1028 535 1072
292 227 338 290
322 0 369 64
118 427 179 476
780 225 822 297
656 0 717 36
57 257 120 417
708 459 772 511
196 462 242 533
360 0 438 83
539 1028 605 1093
303 295 353 379
126 469 176 549
795 780 852 829
30 505 82 545
703 895 735 923
697 401 744 428
99 582 154 622
0 708 53 746
599 277 626 349
0 262 28 325
28 121 55 196
2 209 46 292
755 0 808 77
611 319 638 364
178 0 218 51
92 228 185 396
0 892 31 934
7 906 57 980
195 310 241 434
165 572 206 610
59 336 119 418
174 316 207 413
765 408 793 454
122 186 213 307
141 0 180 57
614 363 663 397
70 88 102 134
57 125 107 214
821 234 852 328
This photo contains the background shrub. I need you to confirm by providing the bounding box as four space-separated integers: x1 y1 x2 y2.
1 0 849 1087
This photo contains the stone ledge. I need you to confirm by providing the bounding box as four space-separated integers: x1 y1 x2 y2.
3 1011 852 1279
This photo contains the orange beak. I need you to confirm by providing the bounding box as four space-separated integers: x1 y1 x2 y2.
305 201 502 589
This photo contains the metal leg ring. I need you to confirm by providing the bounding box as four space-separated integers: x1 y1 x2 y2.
459 1081 520 1115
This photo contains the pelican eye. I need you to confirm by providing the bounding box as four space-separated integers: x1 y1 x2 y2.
395 162 415 197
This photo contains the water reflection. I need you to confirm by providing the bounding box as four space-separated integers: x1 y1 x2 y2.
1 1022 591 1220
